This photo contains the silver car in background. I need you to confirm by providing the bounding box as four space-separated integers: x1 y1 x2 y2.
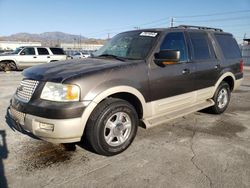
71 52 91 59
0 46 67 71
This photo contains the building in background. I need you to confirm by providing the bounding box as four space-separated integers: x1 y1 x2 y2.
60 43 103 51
0 41 41 50
242 39 250 66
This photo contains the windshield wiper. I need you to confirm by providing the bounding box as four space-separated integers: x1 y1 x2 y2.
97 54 126 61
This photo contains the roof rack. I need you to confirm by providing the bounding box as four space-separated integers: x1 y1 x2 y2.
176 25 223 32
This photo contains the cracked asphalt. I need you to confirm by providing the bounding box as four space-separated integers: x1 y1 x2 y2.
0 68 250 188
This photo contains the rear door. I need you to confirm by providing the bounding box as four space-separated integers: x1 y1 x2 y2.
49 48 67 61
187 31 219 90
37 47 50 64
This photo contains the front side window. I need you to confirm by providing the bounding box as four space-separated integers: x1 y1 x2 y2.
160 32 188 62
189 32 213 60
21 48 35 55
37 48 49 55
13 47 23 54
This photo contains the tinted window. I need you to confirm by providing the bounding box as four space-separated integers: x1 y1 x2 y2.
189 32 212 60
21 48 35 55
74 52 81 55
37 48 49 55
50 48 65 55
160 32 187 62
215 34 241 59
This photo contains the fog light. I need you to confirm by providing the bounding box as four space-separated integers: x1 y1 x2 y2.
39 122 54 131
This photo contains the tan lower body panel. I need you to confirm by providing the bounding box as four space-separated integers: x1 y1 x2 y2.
143 99 214 128
142 87 215 129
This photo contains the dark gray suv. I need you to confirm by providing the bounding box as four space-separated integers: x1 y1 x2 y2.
8 25 243 156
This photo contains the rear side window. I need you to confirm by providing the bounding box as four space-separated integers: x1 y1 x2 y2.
189 32 213 60
37 48 49 55
50 48 65 55
215 34 241 59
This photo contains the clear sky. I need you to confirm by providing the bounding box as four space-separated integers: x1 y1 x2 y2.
0 0 249 42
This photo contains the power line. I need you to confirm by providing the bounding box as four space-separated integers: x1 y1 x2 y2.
83 9 250 38
136 9 250 27
175 9 250 18
177 16 250 23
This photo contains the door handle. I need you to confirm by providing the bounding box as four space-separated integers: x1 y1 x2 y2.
33 56 37 58
182 68 190 75
214 64 220 70
47 56 50 58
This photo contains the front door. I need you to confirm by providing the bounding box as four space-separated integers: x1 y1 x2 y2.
148 32 196 103
18 47 39 68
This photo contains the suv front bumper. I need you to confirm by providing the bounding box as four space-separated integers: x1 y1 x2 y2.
8 107 82 143
8 96 89 143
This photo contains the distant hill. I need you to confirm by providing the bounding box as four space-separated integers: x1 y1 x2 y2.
0 32 106 45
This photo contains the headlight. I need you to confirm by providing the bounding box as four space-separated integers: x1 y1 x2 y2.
40 82 80 102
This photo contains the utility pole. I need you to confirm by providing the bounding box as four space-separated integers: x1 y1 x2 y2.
170 17 174 27
79 34 81 49
107 33 110 40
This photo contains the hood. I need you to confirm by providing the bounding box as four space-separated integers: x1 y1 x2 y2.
23 58 128 83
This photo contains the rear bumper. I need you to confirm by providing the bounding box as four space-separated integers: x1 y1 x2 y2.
8 107 83 143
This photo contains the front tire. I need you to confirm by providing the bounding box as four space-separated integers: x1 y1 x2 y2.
85 98 139 156
3 61 17 72
208 81 231 114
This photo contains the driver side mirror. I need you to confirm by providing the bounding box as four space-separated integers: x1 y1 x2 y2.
154 50 180 66
20 52 25 55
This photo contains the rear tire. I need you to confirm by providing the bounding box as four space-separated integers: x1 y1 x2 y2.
85 98 138 156
208 81 231 114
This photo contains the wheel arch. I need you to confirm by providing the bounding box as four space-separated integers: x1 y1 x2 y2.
108 92 143 119
0 59 17 64
214 72 236 94
80 86 147 135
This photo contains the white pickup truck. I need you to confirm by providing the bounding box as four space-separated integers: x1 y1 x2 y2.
0 46 67 71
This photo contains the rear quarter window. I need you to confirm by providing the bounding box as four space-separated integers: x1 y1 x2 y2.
50 48 65 55
215 34 241 59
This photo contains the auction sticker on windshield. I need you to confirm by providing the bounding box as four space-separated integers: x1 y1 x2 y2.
140 32 158 37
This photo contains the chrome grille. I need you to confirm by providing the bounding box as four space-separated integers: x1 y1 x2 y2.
16 79 39 103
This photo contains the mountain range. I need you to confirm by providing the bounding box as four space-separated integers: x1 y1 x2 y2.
0 32 106 45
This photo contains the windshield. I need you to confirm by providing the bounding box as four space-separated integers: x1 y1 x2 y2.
93 31 159 60
12 47 23 54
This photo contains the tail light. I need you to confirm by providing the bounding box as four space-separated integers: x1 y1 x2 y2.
240 59 244 73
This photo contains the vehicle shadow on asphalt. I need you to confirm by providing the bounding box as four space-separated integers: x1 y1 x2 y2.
0 130 8 188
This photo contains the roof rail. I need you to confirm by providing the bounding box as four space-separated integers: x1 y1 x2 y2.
176 25 223 32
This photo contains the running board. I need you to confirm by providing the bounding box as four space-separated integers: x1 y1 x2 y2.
142 99 214 129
